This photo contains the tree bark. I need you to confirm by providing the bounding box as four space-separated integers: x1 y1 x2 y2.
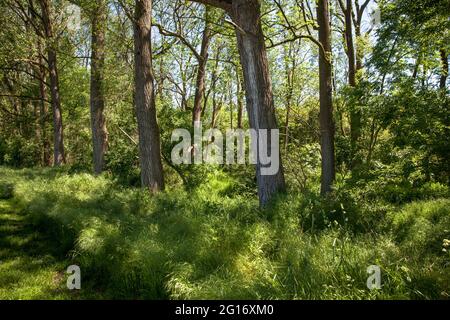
133 0 165 192
440 49 448 90
37 40 51 166
341 0 360 168
232 0 286 206
317 0 335 195
90 0 109 174
192 7 212 125
343 0 356 87
236 65 244 129
39 0 65 166
284 45 295 153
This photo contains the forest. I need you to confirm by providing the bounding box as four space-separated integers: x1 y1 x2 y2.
0 0 449 300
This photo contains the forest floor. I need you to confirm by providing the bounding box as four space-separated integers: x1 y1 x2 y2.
0 199 104 299
0 166 449 300
0 199 70 299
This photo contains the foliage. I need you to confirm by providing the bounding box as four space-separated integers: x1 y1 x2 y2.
1 167 448 299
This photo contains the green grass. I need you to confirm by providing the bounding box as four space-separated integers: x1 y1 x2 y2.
0 199 73 299
0 199 107 300
0 166 449 300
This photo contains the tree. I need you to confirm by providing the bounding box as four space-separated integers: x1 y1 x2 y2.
439 50 448 90
39 0 65 166
337 0 371 169
189 0 286 206
37 37 51 166
133 0 165 192
192 6 212 125
153 3 214 127
317 0 335 194
89 0 109 174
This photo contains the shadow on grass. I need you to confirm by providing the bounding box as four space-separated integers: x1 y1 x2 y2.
0 200 108 300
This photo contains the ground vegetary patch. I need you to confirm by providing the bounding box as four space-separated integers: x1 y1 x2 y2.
0 167 448 300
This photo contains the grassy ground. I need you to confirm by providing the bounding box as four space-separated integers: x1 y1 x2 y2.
0 199 72 299
0 199 106 300
0 166 449 300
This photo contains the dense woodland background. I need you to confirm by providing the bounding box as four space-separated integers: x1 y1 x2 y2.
0 0 449 300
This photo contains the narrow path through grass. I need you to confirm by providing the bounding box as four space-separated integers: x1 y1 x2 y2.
0 200 87 299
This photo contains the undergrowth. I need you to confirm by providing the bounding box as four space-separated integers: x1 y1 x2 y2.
0 166 449 299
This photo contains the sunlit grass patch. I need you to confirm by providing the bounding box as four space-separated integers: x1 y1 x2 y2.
0 166 449 300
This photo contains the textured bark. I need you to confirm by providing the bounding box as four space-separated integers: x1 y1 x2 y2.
344 0 356 87
232 0 286 206
37 40 51 166
284 50 295 152
39 0 65 166
133 0 165 192
210 94 222 128
236 65 244 129
192 8 212 125
317 0 335 195
206 46 221 128
341 0 360 168
440 49 448 90
90 0 109 175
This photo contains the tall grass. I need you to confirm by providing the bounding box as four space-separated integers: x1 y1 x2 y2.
1 167 449 299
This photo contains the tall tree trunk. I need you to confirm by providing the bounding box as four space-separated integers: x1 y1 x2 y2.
440 49 448 90
232 0 286 206
229 83 233 129
341 0 360 168
133 0 165 192
317 0 335 195
284 46 295 153
37 40 51 166
284 79 292 153
236 65 244 129
192 7 212 125
210 94 221 128
354 17 363 73
90 0 109 174
344 0 356 87
39 0 65 166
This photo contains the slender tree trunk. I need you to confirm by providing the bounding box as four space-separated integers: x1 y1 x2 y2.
232 0 286 206
440 49 448 90
133 0 165 192
90 0 109 174
284 53 294 153
229 83 233 129
192 7 212 125
211 95 221 128
354 17 363 73
317 0 335 195
39 0 65 166
284 92 292 153
207 46 221 128
236 66 244 129
37 41 51 166
342 0 360 168
344 0 356 87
